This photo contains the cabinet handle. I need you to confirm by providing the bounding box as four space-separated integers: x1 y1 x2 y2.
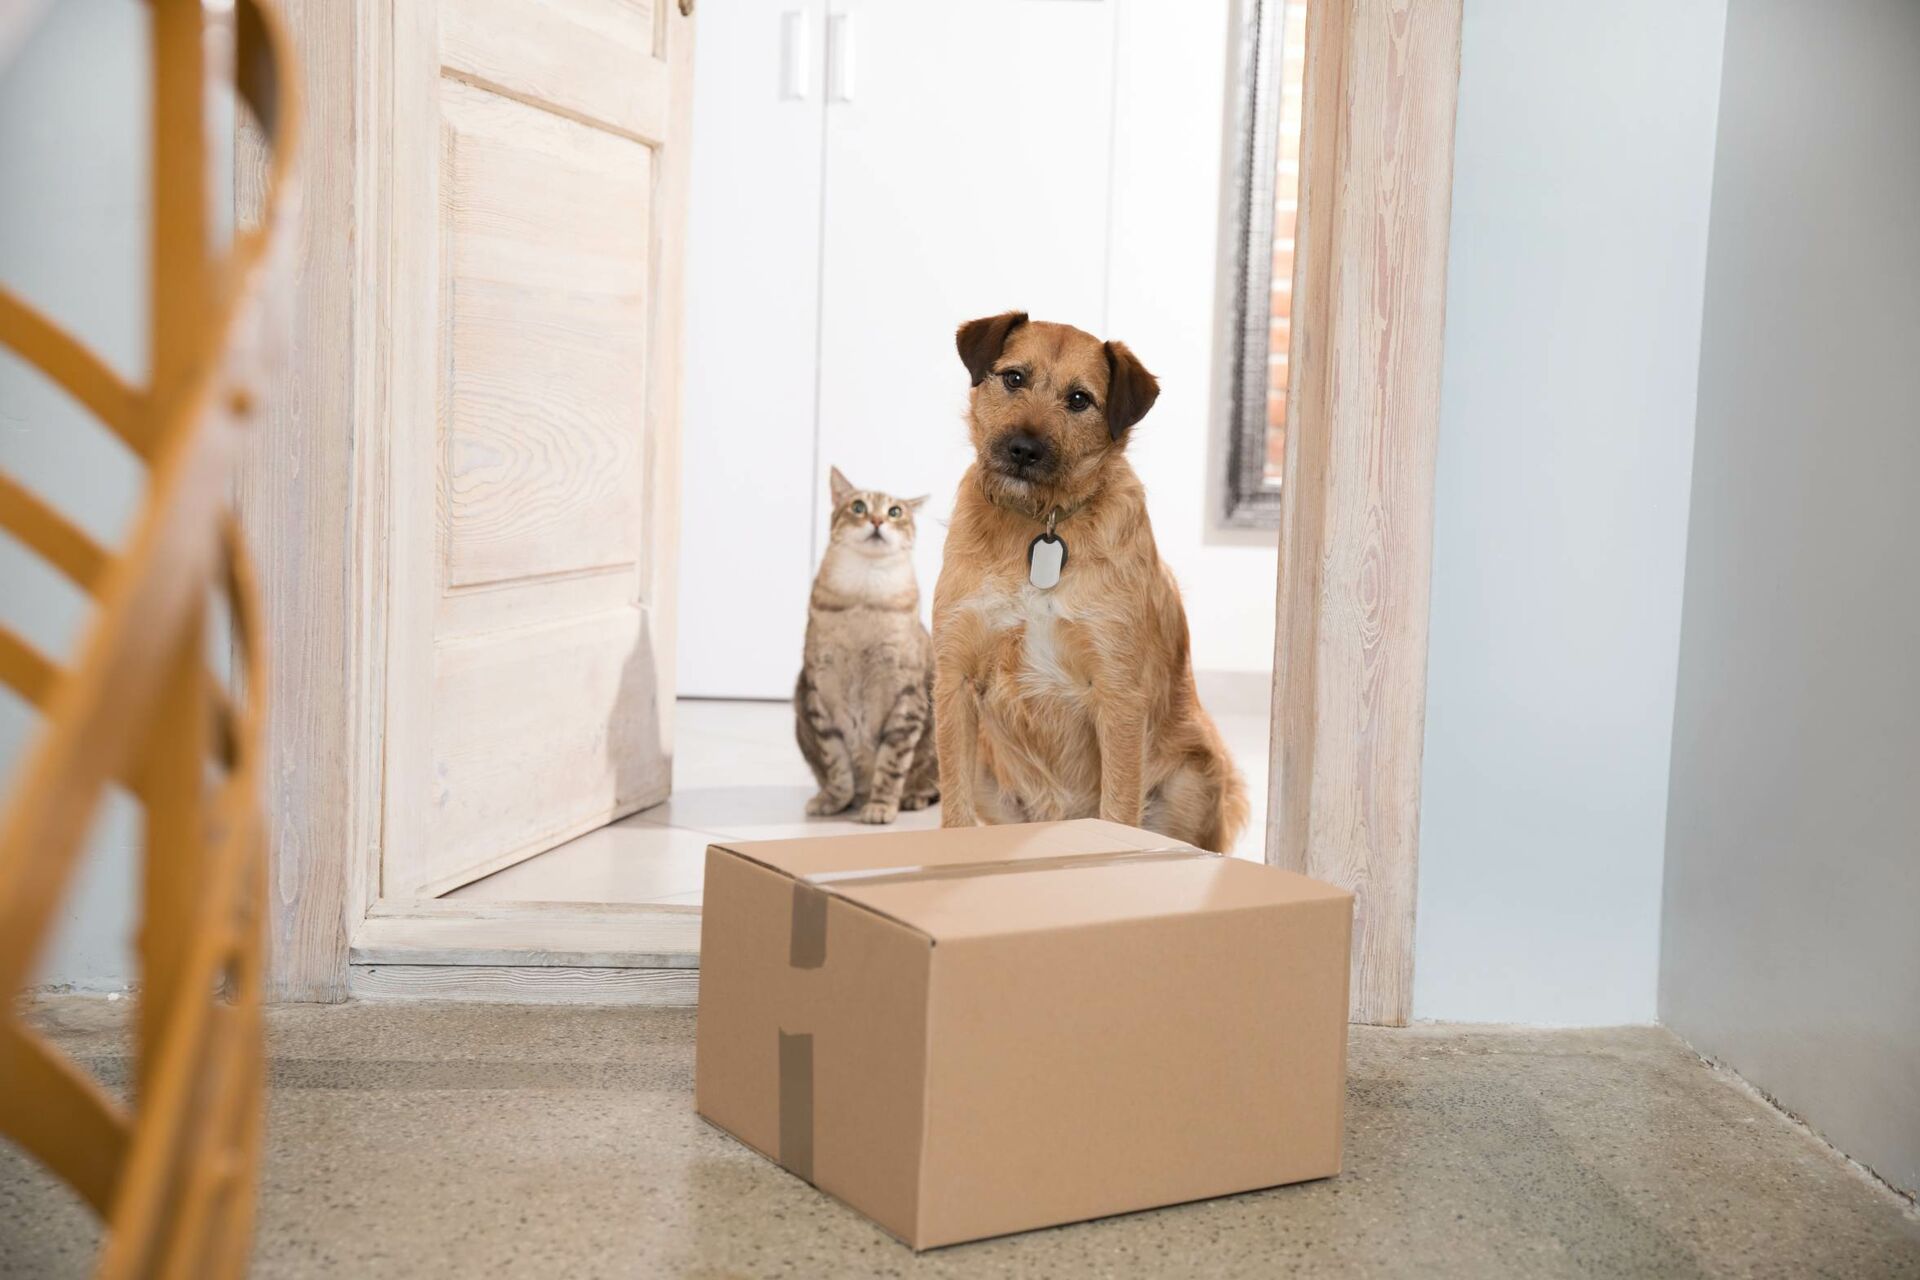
780 10 808 100
826 13 854 103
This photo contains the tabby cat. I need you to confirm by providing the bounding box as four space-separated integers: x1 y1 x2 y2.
795 468 940 823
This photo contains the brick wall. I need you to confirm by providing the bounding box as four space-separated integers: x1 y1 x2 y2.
1264 0 1308 480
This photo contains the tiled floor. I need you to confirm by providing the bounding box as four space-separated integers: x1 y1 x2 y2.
450 688 1274 904
6 1000 1917 1278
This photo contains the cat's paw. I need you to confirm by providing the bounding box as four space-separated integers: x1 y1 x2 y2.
806 791 852 817
854 801 899 825
898 790 939 811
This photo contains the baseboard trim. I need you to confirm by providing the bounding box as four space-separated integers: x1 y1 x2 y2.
349 963 699 1005
352 898 701 969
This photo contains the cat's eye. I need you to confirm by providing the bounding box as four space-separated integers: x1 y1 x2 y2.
887 505 902 518
1066 389 1093 413
850 500 867 515
1000 369 1025 391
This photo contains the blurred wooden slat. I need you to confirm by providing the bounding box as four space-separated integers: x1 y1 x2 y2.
0 471 111 590
0 0 299 1274
0 290 149 457
0 625 60 706
0 1024 129 1214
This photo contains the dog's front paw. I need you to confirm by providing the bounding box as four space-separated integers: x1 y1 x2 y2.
853 801 899 825
806 791 852 817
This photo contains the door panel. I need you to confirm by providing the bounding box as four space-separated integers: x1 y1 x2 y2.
385 0 691 899
441 78 651 588
442 0 670 142
426 609 657 881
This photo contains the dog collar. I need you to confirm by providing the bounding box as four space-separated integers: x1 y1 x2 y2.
983 485 1088 590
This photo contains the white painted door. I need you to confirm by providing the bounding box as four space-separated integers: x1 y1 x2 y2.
382 0 693 898
679 0 829 698
812 0 1119 626
677 0 1117 697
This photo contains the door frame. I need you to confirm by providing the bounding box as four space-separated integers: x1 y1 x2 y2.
1261 0 1462 1025
247 0 1460 1021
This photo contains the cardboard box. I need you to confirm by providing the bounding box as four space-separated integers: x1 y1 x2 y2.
694 819 1353 1249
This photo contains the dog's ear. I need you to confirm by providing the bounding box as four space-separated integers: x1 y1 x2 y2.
956 311 1028 386
828 466 854 506
1103 340 1160 440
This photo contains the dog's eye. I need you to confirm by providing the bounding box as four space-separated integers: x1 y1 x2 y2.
887 505 903 519
1000 369 1025 391
850 500 866 515
1066 390 1093 413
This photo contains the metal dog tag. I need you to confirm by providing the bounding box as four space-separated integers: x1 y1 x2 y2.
1028 532 1066 590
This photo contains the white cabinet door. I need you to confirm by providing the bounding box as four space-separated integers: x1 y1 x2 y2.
678 0 831 699
382 0 693 898
813 0 1119 612
676 0 1117 694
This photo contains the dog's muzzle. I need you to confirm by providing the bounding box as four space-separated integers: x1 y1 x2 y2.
991 429 1055 481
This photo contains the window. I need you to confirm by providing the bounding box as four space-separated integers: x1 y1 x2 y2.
1223 0 1309 527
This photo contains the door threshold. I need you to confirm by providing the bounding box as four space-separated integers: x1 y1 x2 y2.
349 898 701 1005
348 963 698 1005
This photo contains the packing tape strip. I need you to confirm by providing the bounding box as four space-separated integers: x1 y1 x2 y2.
789 881 829 969
777 1030 814 1182
787 844 1219 969
776 843 1219 1180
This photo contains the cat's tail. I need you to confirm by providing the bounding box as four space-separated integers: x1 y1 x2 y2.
904 664 941 805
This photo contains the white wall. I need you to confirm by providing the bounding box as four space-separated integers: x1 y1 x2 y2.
1109 0 1278 688
0 0 150 990
1412 0 1727 1023
677 0 1279 699
1661 0 1920 1198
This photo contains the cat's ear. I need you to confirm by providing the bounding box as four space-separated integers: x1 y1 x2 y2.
904 495 931 511
828 466 854 506
956 311 1028 386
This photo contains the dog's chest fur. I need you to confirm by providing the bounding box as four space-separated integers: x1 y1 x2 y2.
966 578 1090 697
956 576 1103 819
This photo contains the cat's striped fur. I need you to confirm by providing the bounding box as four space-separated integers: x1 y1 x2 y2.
794 468 939 823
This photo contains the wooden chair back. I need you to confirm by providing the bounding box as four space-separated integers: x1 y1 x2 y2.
0 1 301 1274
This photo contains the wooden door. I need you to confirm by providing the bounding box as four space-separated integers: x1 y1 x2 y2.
383 0 692 898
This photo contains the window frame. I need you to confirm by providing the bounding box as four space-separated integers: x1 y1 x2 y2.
1220 0 1292 528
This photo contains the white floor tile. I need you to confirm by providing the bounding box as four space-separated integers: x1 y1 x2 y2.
450 687 1271 905
447 817 713 904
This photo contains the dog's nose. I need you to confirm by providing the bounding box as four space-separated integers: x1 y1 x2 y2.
1005 432 1046 469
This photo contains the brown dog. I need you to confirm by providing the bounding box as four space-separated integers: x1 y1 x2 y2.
931 312 1248 851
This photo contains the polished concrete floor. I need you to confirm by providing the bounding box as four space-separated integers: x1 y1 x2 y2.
3 999 1916 1278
